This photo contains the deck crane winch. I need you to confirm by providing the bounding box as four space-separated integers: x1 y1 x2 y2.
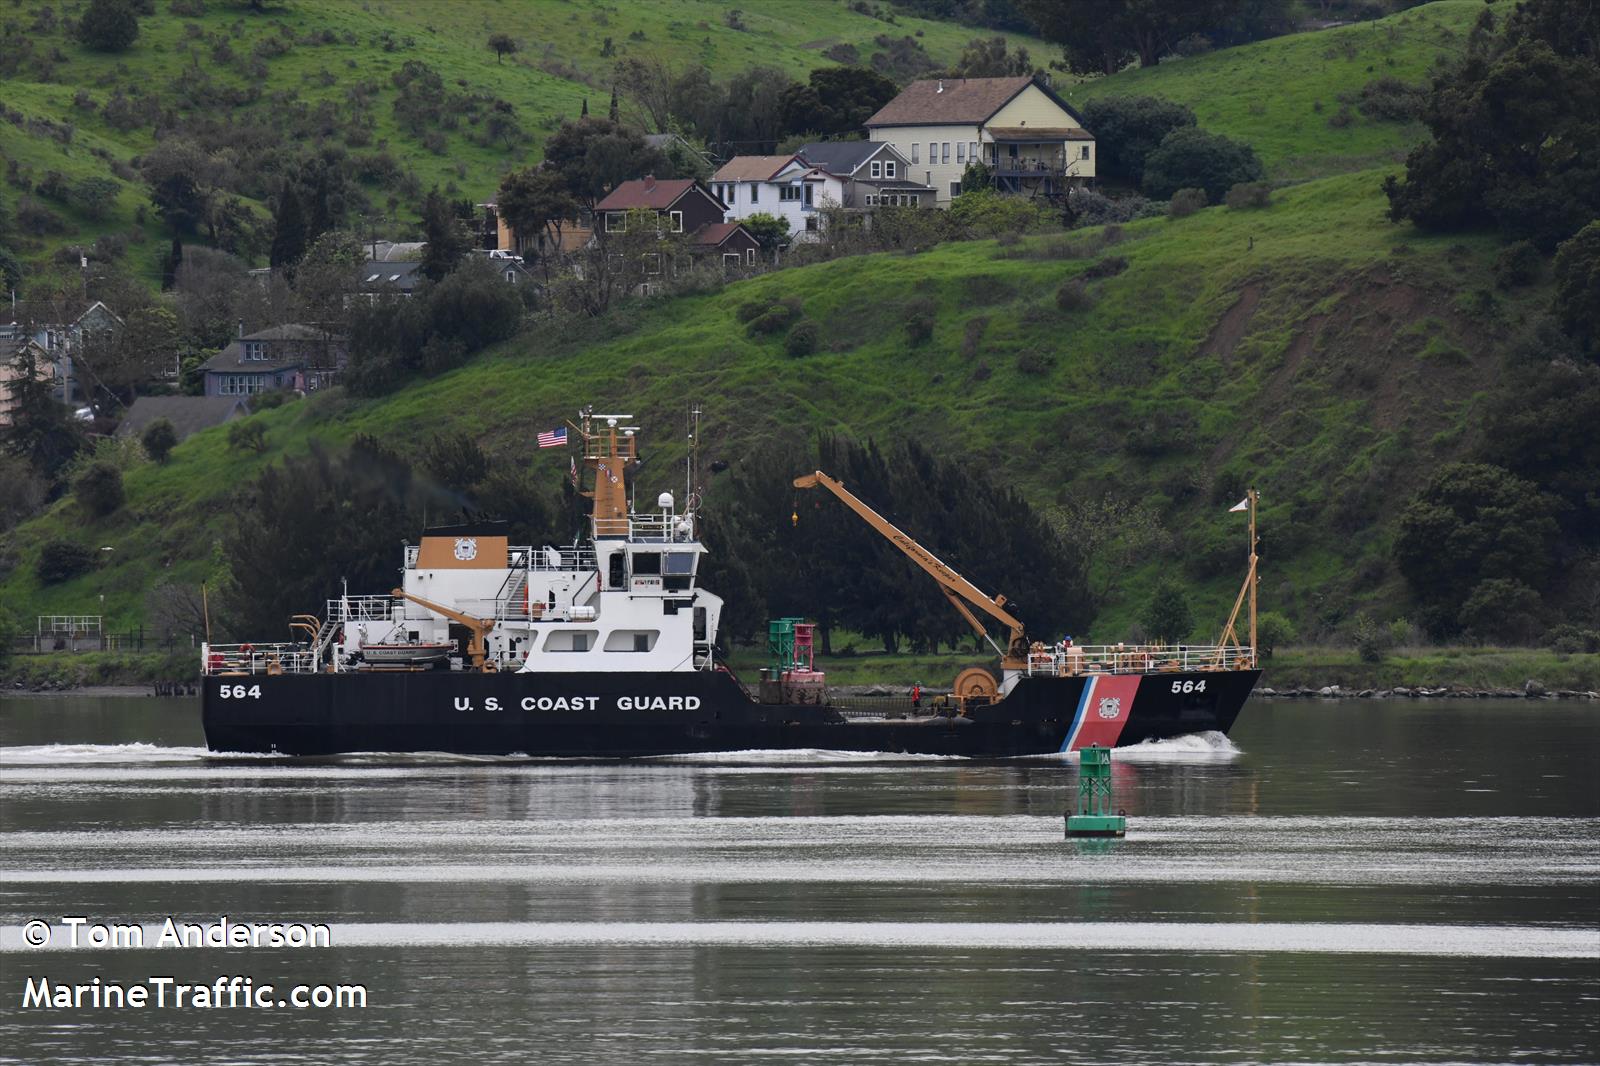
792 471 1030 694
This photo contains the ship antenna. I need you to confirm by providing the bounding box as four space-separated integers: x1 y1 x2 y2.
686 402 700 510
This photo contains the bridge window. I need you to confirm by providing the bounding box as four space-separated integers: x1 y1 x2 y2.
546 630 597 652
604 629 659 652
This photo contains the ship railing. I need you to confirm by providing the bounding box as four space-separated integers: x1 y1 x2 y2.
326 595 400 623
201 642 319 675
1026 643 1257 676
515 545 597 572
622 512 696 542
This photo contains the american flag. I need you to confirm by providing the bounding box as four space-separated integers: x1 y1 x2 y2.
537 427 567 449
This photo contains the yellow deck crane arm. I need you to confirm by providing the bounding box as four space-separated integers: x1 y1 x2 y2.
390 588 497 672
792 471 1028 666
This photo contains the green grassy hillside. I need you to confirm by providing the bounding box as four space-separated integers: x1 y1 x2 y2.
1066 1 1478 179
1 0 1042 277
1 164 1535 641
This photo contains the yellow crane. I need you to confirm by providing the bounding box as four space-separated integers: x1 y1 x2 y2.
793 471 1030 679
389 588 497 672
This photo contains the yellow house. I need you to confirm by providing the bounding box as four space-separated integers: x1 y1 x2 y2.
865 75 1096 207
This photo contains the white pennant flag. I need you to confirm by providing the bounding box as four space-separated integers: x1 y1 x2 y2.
1228 497 1250 513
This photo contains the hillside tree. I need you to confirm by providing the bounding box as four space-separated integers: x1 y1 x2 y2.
496 166 579 275
1553 221 1600 356
541 118 667 210
269 180 307 273
1142 126 1265 201
487 33 517 65
1080 96 1197 186
419 188 473 282
76 0 140 52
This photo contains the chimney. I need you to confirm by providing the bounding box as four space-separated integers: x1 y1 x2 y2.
643 174 656 190
237 319 244 339
936 80 944 93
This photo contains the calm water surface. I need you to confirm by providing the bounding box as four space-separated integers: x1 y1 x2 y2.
1 695 1596 1064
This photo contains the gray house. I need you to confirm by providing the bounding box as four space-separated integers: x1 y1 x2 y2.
114 395 249 442
200 324 344 397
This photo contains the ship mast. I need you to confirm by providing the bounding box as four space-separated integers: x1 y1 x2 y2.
576 407 640 538
1214 488 1259 667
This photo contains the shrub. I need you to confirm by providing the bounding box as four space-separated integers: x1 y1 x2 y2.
746 302 799 335
1016 350 1052 375
1545 624 1600 654
37 540 96 584
1142 127 1265 201
1553 223 1600 352
1079 96 1197 186
904 297 935 346
960 316 987 357
74 462 125 516
15 196 68 235
1224 181 1271 210
1055 279 1092 311
784 319 818 357
228 420 267 452
1327 106 1354 128
1357 76 1427 122
734 298 768 323
77 0 141 52
1492 240 1541 289
1459 577 1542 644
1254 611 1297 656
1083 255 1129 279
140 418 177 463
1168 187 1208 218
1065 186 1152 228
1140 579 1193 643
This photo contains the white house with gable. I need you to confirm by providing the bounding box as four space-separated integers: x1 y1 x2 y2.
864 75 1096 207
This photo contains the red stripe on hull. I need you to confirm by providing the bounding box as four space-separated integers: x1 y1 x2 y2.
1069 674 1141 751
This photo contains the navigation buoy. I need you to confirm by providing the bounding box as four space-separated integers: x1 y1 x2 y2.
1065 745 1127 838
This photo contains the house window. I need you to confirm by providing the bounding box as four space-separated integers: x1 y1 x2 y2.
970 142 978 161
750 184 758 203
942 142 950 163
1082 145 1091 159
805 215 818 232
217 373 265 396
504 269 517 283
950 181 961 198
803 184 813 206
605 212 626 233
885 160 896 179
244 342 266 361
870 161 882 179
864 194 876 207
908 194 918 207
956 143 965 163
779 185 801 202
745 247 756 266
669 210 684 233
644 253 662 275
911 143 919 163
722 252 740 268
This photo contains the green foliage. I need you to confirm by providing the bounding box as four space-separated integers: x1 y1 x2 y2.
1079 95 1198 186
951 35 1035 78
346 259 524 394
418 431 489 494
1140 578 1193 643
1254 610 1297 655
487 32 517 64
76 0 141 52
74 462 127 517
419 187 472 281
904 297 935 346
496 166 579 259
784 319 819 357
1492 239 1541 289
1553 222 1600 354
1476 360 1600 540
742 212 791 252
777 66 899 138
268 180 306 271
1350 611 1390 663
542 118 668 209
1383 3 1600 249
1224 181 1271 210
947 187 1052 238
1356 76 1427 121
1459 577 1543 644
1168 187 1208 218
228 420 267 452
38 540 95 584
1394 463 1563 636
745 297 802 336
1143 127 1266 201
1055 279 1091 312
140 418 178 463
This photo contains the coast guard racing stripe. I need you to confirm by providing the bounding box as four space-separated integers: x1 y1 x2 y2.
1060 674 1141 753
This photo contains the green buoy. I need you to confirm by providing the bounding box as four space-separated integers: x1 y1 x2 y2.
1065 745 1127 838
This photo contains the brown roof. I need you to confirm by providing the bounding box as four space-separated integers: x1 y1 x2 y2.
866 76 1033 126
986 126 1094 141
712 155 797 183
595 177 699 211
689 222 752 248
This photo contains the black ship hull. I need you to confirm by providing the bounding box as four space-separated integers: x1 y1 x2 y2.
202 668 1259 757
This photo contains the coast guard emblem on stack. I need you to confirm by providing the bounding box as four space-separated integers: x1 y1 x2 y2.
1096 696 1122 719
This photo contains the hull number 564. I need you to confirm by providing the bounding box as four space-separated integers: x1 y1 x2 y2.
1171 680 1206 694
218 684 262 699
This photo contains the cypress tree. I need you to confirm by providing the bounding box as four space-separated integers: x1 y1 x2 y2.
270 181 308 271
608 86 619 122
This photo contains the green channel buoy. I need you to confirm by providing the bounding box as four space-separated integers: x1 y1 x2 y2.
1065 744 1127 838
